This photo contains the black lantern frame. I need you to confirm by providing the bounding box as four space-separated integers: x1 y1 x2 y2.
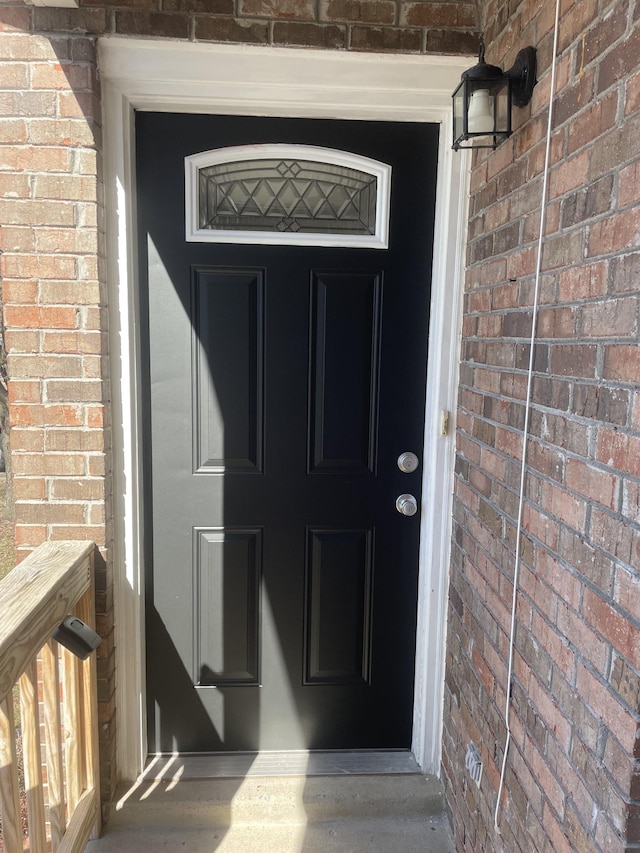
452 44 537 151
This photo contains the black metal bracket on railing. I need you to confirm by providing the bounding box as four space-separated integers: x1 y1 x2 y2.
53 616 102 660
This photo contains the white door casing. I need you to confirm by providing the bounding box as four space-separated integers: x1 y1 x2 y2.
99 37 472 781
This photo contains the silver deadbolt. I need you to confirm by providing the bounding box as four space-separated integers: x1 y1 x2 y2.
397 452 419 473
396 494 418 516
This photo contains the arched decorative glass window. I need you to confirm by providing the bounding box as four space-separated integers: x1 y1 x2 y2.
185 144 392 248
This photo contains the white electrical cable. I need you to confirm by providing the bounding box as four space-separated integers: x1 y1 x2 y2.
494 0 562 831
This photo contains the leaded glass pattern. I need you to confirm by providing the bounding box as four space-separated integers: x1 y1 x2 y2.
186 144 391 248
198 158 377 235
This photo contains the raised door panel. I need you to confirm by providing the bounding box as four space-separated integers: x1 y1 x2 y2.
308 271 382 473
304 528 373 685
192 267 265 473
194 528 262 686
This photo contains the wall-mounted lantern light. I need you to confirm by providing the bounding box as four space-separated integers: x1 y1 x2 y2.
452 43 537 151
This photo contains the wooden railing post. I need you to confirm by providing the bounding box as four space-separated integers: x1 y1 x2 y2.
75 547 102 840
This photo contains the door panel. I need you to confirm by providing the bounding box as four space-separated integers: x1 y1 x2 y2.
192 267 265 473
137 113 438 753
309 272 382 473
195 527 262 686
305 528 373 685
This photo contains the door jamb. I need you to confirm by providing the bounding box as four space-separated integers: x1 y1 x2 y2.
100 37 472 780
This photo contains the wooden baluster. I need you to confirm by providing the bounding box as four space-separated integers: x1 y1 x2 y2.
19 660 47 853
41 640 66 850
60 645 83 817
0 695 22 853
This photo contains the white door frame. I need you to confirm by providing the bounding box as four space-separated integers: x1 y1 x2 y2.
99 37 471 781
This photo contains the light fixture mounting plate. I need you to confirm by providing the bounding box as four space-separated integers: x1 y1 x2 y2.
507 46 537 108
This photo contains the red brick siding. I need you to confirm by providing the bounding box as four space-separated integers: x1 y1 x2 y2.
0 0 115 800
444 1 640 851
25 0 480 53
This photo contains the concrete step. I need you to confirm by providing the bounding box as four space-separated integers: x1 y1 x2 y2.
103 773 444 827
87 813 455 852
87 761 455 852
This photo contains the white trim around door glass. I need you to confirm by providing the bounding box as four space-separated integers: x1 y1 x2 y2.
186 144 392 248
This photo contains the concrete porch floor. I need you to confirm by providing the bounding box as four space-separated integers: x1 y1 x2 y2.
87 753 455 852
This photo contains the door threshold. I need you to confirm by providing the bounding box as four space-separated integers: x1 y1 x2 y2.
142 750 422 779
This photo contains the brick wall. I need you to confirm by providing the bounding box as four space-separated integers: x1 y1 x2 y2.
24 0 480 54
444 0 640 851
0 0 117 800
0 0 480 811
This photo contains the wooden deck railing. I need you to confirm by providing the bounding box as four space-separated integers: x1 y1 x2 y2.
0 541 101 853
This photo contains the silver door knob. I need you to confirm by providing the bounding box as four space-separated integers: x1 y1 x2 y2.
396 494 418 516
397 452 419 473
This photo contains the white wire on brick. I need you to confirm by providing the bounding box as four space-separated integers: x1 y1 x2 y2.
494 0 562 831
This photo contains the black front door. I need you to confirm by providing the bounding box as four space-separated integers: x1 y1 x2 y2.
136 113 438 753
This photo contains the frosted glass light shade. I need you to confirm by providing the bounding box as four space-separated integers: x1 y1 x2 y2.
467 90 494 134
